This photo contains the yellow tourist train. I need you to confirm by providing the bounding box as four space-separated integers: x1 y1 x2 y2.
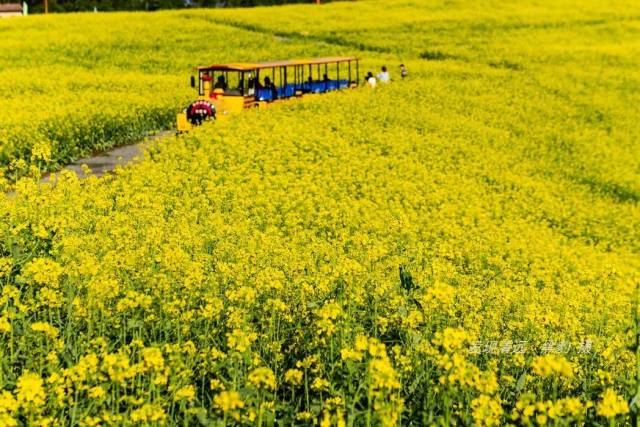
177 56 360 132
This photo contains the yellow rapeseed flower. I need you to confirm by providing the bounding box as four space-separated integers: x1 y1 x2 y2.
531 355 574 379
19 258 64 288
471 394 503 426
30 322 59 339
214 391 244 412
88 386 106 400
173 385 196 402
596 389 629 418
15 372 46 410
141 347 164 372
0 317 11 334
248 367 276 390
284 369 303 386
130 404 167 423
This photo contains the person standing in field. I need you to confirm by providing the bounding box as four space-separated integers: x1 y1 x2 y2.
377 66 390 83
366 71 377 88
400 64 408 79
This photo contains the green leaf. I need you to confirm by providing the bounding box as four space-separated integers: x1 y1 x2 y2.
515 371 527 392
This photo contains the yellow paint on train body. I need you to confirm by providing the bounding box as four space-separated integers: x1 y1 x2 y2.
176 112 192 132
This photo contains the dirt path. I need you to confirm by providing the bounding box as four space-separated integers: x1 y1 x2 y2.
45 130 174 181
4 130 175 197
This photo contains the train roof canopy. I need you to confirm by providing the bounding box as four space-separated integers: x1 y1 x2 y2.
196 56 359 72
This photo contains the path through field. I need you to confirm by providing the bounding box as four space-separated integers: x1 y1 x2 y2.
46 130 174 181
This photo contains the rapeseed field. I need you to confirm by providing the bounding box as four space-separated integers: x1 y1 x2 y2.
0 0 639 425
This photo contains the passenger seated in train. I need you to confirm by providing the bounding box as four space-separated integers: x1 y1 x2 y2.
253 77 264 90
302 76 314 93
214 75 227 90
264 76 278 100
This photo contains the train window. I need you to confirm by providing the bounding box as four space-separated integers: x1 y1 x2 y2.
221 71 244 96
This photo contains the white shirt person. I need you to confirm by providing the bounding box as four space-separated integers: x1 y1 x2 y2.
366 71 377 88
377 66 390 83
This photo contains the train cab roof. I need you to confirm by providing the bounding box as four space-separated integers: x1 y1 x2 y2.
196 56 359 72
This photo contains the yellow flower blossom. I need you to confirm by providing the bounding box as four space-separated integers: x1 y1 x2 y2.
173 385 196 402
102 353 136 385
210 379 225 391
596 389 629 418
141 347 164 372
311 378 330 392
19 258 64 288
88 386 106 400
0 391 18 414
214 391 244 412
0 414 18 427
433 328 468 353
226 329 258 353
284 369 303 386
340 348 363 362
130 404 167 423
248 367 276 390
472 394 503 426
15 372 46 410
531 355 574 379
0 258 13 278
30 322 59 339
0 317 11 334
